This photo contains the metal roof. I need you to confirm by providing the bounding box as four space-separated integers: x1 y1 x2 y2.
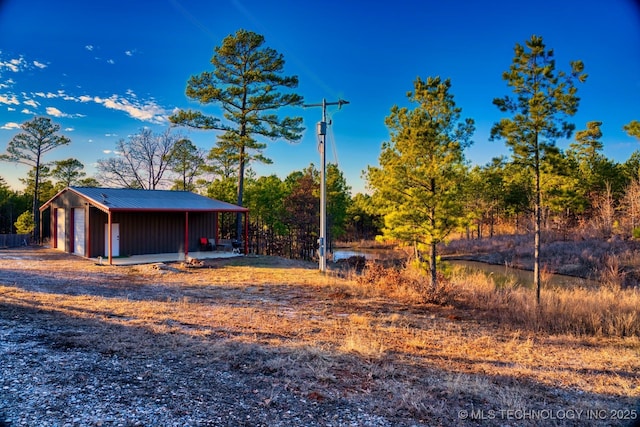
42 187 248 213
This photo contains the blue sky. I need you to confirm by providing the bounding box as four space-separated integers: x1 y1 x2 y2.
1 0 639 195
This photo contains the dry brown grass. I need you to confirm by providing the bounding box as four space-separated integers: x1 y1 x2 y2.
448 267 640 337
1 248 639 425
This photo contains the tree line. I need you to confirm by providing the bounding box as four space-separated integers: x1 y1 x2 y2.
0 123 380 255
366 35 638 303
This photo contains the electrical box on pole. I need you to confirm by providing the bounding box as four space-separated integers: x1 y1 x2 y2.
303 98 349 273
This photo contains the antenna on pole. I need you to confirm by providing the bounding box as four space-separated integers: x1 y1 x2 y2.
303 98 350 273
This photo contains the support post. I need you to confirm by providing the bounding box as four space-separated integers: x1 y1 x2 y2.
244 211 249 255
107 212 112 265
184 211 189 258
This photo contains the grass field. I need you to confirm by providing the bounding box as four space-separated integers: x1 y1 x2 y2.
0 247 639 426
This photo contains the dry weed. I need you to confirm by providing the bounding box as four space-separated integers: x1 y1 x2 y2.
354 261 457 304
449 265 640 337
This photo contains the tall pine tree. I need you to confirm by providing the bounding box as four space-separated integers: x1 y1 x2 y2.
0 117 70 242
170 29 304 240
491 35 587 303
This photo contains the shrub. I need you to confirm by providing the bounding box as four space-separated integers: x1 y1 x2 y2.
355 261 457 305
14 211 34 234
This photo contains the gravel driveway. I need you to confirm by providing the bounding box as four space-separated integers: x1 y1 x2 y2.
0 247 398 427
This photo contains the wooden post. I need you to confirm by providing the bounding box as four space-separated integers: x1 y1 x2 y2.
215 212 219 246
244 211 249 255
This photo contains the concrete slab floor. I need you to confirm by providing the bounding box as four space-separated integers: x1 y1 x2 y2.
91 250 242 266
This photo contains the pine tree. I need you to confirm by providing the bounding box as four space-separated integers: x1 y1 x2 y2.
170 29 304 239
367 76 474 288
168 138 205 191
491 35 587 303
51 158 87 191
0 117 70 242
624 120 640 140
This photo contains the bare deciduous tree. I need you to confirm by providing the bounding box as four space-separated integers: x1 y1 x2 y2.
97 128 180 189
620 176 640 236
591 182 615 238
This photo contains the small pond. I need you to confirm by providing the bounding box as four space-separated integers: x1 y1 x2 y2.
448 259 598 288
333 248 401 261
332 249 598 288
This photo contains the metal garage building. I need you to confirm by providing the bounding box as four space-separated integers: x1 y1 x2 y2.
39 187 248 264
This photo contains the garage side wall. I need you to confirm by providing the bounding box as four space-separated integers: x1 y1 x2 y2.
45 191 89 253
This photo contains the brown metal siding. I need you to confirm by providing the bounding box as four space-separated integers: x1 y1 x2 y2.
89 210 218 256
89 207 107 256
188 212 218 251
116 212 183 255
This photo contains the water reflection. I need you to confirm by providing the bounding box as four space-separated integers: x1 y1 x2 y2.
332 248 400 261
333 249 598 288
447 260 598 288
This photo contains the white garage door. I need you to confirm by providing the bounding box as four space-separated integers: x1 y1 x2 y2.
73 208 85 255
56 208 65 251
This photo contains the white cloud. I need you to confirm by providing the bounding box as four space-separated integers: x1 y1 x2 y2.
0 57 26 73
1 122 20 130
0 94 19 105
125 50 133 57
64 127 74 132
4 72 169 126
46 106 71 117
0 78 15 89
21 108 35 115
85 45 94 51
102 150 112 154
34 90 76 101
107 59 115 65
0 54 45 78
92 94 167 124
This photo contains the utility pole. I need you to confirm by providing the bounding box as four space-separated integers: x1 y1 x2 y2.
303 98 349 272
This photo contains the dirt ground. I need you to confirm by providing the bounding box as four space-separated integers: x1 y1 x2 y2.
1 246 639 426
